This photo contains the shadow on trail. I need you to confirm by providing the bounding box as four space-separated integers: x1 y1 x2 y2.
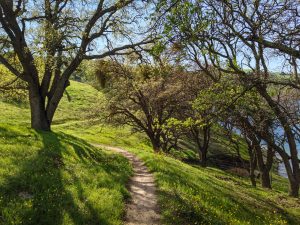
0 129 124 225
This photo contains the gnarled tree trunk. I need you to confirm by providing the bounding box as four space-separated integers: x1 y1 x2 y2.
260 168 272 189
28 78 69 131
148 131 161 153
257 85 300 197
279 150 299 197
29 85 51 131
254 142 273 189
240 117 273 189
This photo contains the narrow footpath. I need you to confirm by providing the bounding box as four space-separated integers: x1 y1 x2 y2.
92 144 160 225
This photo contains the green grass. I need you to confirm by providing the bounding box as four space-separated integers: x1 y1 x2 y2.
127 148 300 225
53 81 106 125
56 81 300 224
60 122 300 225
0 102 30 125
0 124 132 225
0 81 134 225
1 80 300 225
0 81 104 126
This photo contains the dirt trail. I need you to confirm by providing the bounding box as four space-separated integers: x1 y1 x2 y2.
92 144 160 225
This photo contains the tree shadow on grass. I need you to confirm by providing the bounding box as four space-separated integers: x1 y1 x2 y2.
0 129 122 225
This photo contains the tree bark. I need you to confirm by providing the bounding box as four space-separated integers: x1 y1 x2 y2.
240 117 273 189
255 145 272 189
279 151 299 197
257 85 300 196
28 79 67 131
29 86 50 131
149 136 161 153
261 168 272 189
249 159 257 187
199 149 207 167
246 140 257 187
46 80 70 125
195 125 210 167
290 180 299 198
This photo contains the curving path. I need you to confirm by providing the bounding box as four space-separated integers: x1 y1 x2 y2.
92 144 160 225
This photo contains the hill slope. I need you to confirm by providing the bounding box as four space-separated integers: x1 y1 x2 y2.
0 80 299 225
61 121 300 224
0 82 131 225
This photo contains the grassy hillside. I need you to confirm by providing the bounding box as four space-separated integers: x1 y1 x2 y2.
0 81 104 126
53 81 106 125
0 82 132 225
1 80 300 225
129 148 300 225
0 124 132 225
62 122 300 225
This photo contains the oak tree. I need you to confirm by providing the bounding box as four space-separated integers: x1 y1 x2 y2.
0 0 153 130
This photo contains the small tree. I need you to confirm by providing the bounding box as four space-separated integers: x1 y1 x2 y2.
179 74 214 167
183 117 212 167
106 64 188 152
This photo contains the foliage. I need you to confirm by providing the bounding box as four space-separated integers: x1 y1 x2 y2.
0 65 27 104
156 0 300 196
105 63 190 152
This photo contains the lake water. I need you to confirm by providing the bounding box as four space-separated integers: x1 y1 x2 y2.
274 127 300 178
232 126 299 178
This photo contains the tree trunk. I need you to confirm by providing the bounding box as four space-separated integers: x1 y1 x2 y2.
152 145 160 153
250 167 256 187
261 168 272 189
279 151 299 197
246 142 257 187
290 180 299 198
196 125 210 167
150 137 161 153
29 86 51 131
261 135 300 197
199 149 207 167
284 160 299 197
253 138 272 189
239 111 298 196
257 85 300 193
29 77 68 131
